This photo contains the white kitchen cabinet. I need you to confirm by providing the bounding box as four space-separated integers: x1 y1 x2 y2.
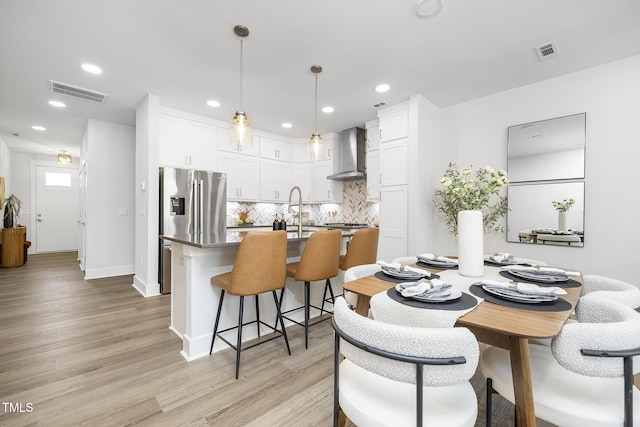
259 159 292 202
293 163 312 202
366 124 380 151
294 142 313 163
217 127 258 156
312 160 342 203
379 138 408 186
379 109 408 142
218 152 258 201
260 137 293 162
378 185 408 261
159 114 217 170
366 149 380 201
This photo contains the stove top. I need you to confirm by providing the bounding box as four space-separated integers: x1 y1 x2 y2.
324 222 369 229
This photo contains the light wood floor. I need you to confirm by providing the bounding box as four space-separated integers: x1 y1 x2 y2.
0 252 573 426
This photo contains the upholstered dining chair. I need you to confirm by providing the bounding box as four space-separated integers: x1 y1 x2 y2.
339 227 379 271
581 274 640 309
209 230 290 379
332 297 479 427
343 263 382 311
481 294 640 427
282 229 341 349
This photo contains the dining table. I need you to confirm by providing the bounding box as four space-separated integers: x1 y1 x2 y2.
342 259 582 427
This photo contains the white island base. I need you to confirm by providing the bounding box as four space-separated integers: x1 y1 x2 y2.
169 239 342 361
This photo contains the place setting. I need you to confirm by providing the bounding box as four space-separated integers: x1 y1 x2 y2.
484 252 529 266
386 277 479 311
469 279 573 312
375 260 439 283
416 253 458 270
498 264 582 288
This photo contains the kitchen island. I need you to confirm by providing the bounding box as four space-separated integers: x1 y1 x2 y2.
162 229 348 361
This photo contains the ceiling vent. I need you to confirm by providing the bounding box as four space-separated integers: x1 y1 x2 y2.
49 80 108 103
535 40 559 62
373 102 386 108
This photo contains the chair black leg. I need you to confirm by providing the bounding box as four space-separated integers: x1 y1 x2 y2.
304 280 310 349
255 294 261 338
321 280 329 315
321 279 336 315
273 290 291 355
327 278 336 303
210 290 225 355
486 377 493 427
235 296 245 380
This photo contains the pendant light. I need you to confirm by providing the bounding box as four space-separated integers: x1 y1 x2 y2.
57 150 71 164
229 25 253 151
309 65 323 155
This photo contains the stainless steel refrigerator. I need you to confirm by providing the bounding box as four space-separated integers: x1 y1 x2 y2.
159 167 227 294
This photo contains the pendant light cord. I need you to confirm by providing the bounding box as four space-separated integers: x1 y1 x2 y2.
239 37 244 112
314 72 318 132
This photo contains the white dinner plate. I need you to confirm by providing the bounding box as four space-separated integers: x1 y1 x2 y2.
481 285 557 304
417 258 457 268
507 269 569 283
410 288 462 303
382 267 427 279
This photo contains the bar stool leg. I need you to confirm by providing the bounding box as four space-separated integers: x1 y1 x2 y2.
235 296 245 380
304 280 310 349
273 290 291 355
255 295 261 338
210 290 226 355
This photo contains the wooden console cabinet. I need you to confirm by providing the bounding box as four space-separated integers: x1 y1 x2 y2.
1 226 26 267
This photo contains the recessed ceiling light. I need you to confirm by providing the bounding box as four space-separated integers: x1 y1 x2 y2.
32 125 46 131
322 106 334 113
206 99 221 107
281 123 292 129
375 84 390 93
48 100 66 108
416 0 443 17
81 63 102 74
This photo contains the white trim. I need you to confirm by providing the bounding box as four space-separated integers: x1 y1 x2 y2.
132 275 161 297
84 264 134 280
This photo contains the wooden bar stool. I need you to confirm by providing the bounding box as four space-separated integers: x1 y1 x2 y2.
209 230 290 379
282 229 341 349
339 227 379 271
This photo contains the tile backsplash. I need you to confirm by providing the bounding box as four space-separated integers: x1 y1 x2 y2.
227 179 379 226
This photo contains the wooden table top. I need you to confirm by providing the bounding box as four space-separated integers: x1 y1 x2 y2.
342 264 582 340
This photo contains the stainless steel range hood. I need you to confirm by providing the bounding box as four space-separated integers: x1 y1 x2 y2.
327 127 366 181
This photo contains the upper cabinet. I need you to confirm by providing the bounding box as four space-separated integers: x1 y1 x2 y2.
259 159 292 202
259 137 293 162
366 123 380 151
218 152 258 201
159 114 217 170
378 109 408 142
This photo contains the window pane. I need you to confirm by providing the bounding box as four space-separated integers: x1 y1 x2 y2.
45 172 71 187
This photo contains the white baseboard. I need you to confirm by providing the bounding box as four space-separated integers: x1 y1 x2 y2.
84 264 135 280
132 275 161 297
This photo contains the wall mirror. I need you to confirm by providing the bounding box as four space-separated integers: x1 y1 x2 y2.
507 182 584 247
508 113 586 182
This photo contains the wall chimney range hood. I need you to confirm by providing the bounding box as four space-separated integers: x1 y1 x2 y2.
327 127 366 181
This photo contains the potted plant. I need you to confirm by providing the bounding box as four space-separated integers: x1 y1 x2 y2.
2 194 22 228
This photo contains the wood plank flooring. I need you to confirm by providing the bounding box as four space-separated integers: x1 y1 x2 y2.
0 252 584 426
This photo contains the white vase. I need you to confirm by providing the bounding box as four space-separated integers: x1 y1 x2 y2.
558 211 567 231
457 210 484 277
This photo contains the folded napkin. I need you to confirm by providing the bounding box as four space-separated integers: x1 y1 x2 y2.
480 279 567 296
489 252 513 263
400 278 452 298
377 260 431 277
503 264 580 277
417 253 458 264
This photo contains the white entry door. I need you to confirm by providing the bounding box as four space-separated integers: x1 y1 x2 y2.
35 165 79 252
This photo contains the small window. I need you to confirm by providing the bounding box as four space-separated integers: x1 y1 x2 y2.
45 172 71 187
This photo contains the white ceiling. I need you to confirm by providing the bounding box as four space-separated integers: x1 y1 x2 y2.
1 0 639 158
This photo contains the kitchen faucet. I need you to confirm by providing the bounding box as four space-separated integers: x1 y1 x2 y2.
288 186 303 234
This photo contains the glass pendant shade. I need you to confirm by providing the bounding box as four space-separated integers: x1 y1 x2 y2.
230 111 253 151
57 150 71 164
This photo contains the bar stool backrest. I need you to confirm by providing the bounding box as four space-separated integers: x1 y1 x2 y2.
294 229 341 282
341 228 380 271
229 231 287 296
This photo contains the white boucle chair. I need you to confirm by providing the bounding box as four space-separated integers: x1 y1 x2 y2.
332 297 479 427
481 294 640 427
582 274 640 309
343 263 382 309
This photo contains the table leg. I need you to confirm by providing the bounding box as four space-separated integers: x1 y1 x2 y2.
509 336 536 427
354 295 371 317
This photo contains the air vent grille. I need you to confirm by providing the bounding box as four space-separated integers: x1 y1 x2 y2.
535 40 559 61
49 80 108 103
373 102 386 108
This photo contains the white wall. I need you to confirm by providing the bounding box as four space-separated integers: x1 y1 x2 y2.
434 54 640 283
84 119 136 279
0 137 10 196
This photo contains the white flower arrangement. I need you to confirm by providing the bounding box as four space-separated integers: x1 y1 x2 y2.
552 198 575 212
434 163 509 235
